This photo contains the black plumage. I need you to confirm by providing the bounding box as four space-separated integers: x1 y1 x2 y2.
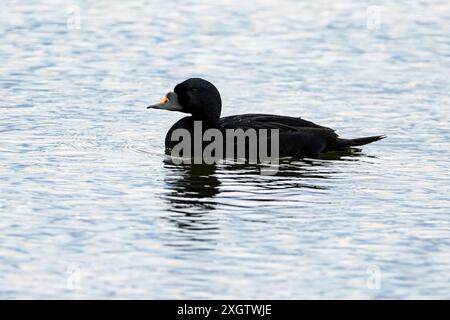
147 78 384 158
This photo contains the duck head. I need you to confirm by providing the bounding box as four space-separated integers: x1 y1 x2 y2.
147 78 222 126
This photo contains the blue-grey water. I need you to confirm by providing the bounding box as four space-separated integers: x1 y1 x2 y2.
1 0 450 299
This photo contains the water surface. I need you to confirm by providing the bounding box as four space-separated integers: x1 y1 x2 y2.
1 0 450 299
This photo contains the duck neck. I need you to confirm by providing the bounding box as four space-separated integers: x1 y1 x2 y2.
192 115 219 129
192 105 221 129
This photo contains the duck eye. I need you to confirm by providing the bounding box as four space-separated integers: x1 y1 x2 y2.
191 88 199 94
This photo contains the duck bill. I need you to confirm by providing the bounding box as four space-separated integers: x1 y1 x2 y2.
147 92 183 111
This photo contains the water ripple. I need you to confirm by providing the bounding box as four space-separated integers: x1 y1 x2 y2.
1 0 450 299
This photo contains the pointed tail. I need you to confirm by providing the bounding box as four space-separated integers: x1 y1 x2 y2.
337 135 386 148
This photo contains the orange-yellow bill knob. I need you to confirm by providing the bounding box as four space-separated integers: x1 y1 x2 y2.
160 96 170 104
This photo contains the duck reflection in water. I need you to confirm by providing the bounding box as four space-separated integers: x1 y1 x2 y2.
159 149 370 249
162 148 368 212
160 160 221 246
163 159 221 211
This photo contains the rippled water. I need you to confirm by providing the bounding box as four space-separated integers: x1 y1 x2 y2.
1 0 450 299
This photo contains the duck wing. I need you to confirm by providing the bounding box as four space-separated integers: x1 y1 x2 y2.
218 113 384 157
219 113 338 157
219 113 335 132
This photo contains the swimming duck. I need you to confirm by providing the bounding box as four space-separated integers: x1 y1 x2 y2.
147 78 384 158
